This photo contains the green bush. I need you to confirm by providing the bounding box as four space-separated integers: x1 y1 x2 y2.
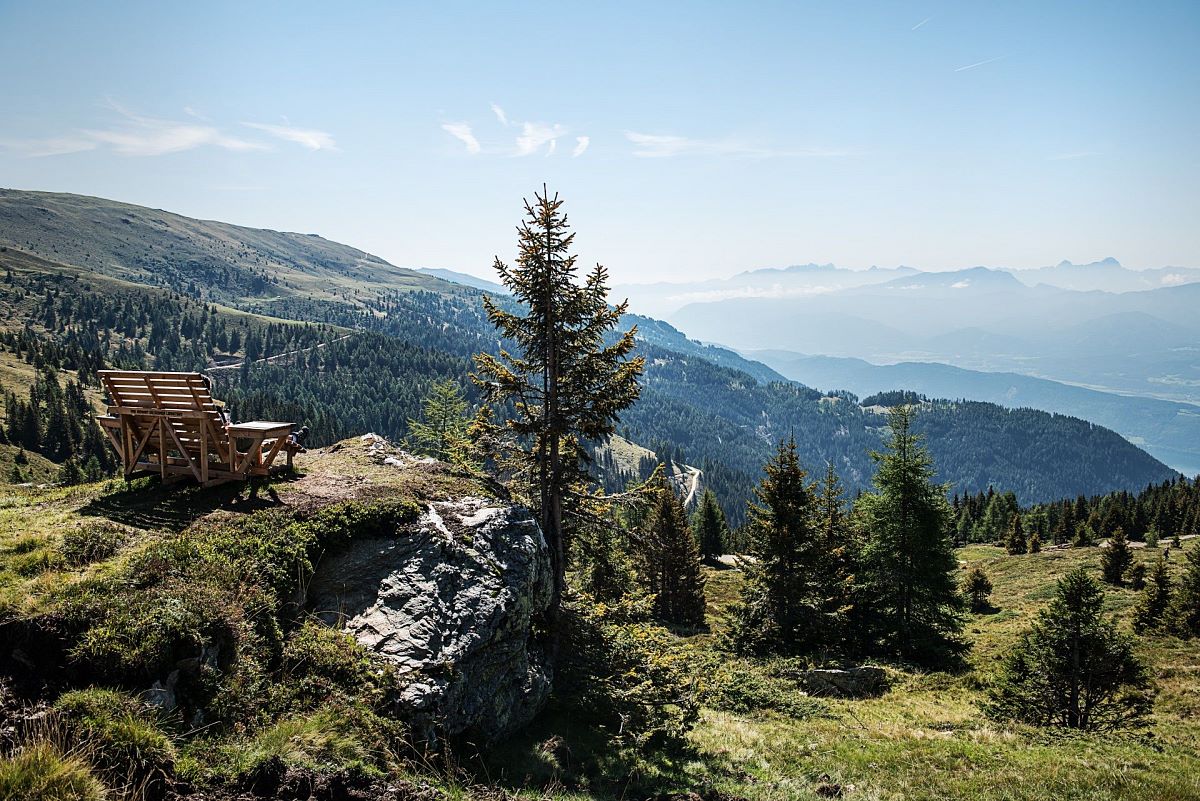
53 688 176 797
61 522 128 566
0 742 107 801
181 705 398 786
702 659 829 719
270 620 387 713
557 596 700 757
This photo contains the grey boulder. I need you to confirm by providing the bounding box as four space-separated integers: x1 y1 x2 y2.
307 496 553 742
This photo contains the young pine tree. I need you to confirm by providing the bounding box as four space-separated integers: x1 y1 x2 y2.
691 489 729 563
988 568 1152 731
1005 514 1028 555
1028 528 1042 554
962 566 993 613
1100 527 1133 586
641 478 706 626
407 379 472 466
1133 557 1172 633
855 406 965 665
816 461 856 628
1127 562 1147 591
472 188 644 619
1167 545 1200 638
729 437 831 656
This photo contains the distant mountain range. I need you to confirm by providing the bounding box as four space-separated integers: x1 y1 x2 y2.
750 350 1200 477
614 257 1200 319
656 264 1200 404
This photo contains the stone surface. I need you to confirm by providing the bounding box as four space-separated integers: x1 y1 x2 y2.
307 496 553 742
794 666 888 698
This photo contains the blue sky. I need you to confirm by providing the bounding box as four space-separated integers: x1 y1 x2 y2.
1 0 1197 283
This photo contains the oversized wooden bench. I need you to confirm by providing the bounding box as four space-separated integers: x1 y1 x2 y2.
96 370 299 486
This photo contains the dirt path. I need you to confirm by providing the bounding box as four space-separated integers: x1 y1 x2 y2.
208 333 353 371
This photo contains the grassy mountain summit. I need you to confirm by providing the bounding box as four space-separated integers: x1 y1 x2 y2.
0 188 458 304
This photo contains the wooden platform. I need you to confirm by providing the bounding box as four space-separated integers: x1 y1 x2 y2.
97 370 298 486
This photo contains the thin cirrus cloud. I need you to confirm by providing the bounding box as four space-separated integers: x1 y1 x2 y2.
625 131 847 159
441 105 588 157
954 54 1006 72
242 122 338 151
441 122 481 154
0 102 335 157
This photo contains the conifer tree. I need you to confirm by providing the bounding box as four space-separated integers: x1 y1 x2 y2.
641 478 706 626
855 406 965 665
1028 528 1042 553
407 379 472 466
1167 545 1200 637
1127 562 1147 591
963 566 993 612
729 437 830 655
473 188 644 618
1133 558 1171 633
1005 514 1028 555
816 460 856 627
692 489 729 563
988 569 1152 731
1100 527 1133 586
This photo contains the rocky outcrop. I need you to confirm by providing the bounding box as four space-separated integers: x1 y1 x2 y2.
792 666 888 698
307 495 553 742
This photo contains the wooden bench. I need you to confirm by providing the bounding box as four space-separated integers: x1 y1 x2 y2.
96 370 299 486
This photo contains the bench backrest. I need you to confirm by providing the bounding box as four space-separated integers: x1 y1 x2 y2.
98 370 229 455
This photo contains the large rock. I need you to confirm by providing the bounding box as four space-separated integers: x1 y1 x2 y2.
307 496 553 742
793 666 888 698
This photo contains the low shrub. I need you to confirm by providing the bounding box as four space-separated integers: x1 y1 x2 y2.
53 688 177 798
270 620 387 713
61 522 128 566
0 742 107 801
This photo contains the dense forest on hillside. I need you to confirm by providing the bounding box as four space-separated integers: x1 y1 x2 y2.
953 475 1200 547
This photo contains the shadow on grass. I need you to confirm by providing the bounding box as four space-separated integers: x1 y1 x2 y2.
79 472 303 532
461 706 700 800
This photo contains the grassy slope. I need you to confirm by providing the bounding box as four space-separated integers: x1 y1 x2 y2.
0 189 456 305
2 442 1197 799
668 544 1200 801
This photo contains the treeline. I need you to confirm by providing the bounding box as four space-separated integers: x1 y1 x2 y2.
0 366 115 482
953 475 1200 547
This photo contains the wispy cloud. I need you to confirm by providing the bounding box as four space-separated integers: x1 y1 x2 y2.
81 103 266 155
0 102 305 157
625 131 847 159
441 122 481 154
911 15 934 31
0 135 98 157
243 122 338 151
954 55 1006 72
441 106 585 157
515 121 566 156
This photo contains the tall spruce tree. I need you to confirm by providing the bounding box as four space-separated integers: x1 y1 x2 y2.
988 569 1152 731
1167 545 1200 637
1100 527 1133 586
642 477 706 626
692 489 729 563
855 406 965 665
1133 557 1171 633
1005 514 1028 555
730 437 831 656
473 188 645 619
